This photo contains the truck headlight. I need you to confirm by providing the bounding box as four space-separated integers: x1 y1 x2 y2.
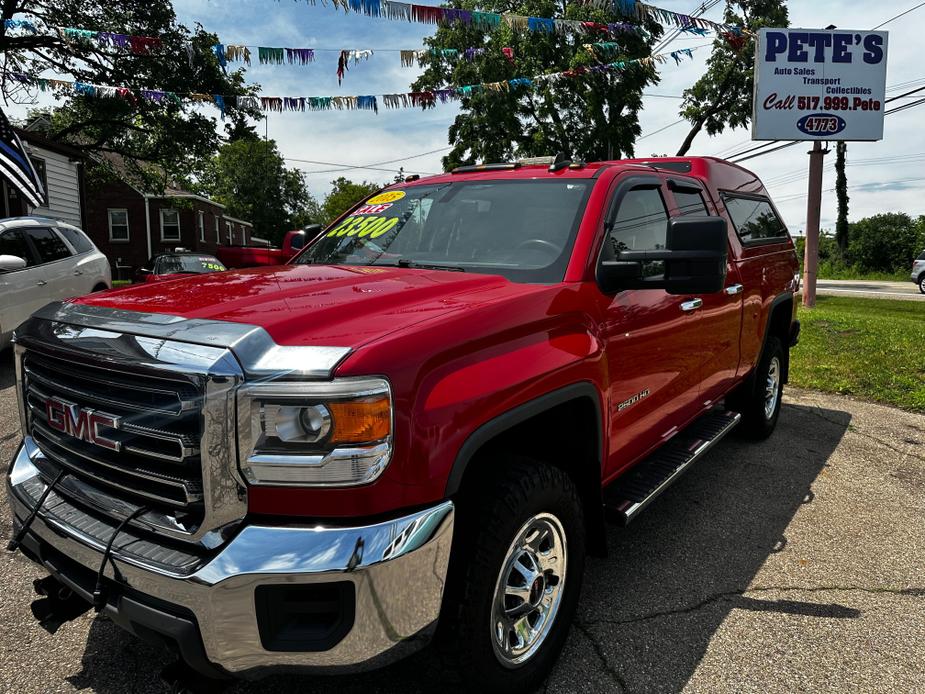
237 377 392 486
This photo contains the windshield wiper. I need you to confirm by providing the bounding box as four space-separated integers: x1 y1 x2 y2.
391 259 466 272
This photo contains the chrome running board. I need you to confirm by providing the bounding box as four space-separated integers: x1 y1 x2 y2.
604 410 741 525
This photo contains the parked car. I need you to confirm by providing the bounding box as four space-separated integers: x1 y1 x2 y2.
912 249 925 294
0 216 110 350
134 251 227 283
7 157 800 692
215 227 318 268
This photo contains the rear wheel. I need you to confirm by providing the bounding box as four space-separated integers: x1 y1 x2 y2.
729 335 785 440
439 458 585 693
918 275 925 295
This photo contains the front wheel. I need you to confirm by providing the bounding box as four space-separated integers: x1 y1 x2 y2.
439 458 586 693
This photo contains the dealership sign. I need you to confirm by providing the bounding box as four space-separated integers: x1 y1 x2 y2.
752 28 888 141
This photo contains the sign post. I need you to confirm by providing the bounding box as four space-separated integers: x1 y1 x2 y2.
752 29 889 307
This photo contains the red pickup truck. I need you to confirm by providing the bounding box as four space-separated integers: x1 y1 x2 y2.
7 157 799 692
215 227 317 268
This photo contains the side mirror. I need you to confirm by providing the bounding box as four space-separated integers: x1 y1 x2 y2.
598 216 729 295
0 254 27 271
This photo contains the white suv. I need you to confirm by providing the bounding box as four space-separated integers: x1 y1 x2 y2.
0 217 111 350
913 250 925 295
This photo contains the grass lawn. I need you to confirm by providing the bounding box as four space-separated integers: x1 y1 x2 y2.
790 296 925 413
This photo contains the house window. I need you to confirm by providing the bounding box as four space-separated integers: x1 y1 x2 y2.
108 209 129 241
214 216 220 243
198 211 205 242
31 157 49 206
160 209 180 241
226 221 233 245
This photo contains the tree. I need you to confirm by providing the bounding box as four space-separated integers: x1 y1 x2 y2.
320 178 381 225
676 0 789 155
413 1 663 170
847 213 924 274
834 141 849 254
198 138 318 242
0 0 259 185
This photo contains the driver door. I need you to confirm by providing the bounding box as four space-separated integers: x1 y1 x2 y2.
596 175 705 479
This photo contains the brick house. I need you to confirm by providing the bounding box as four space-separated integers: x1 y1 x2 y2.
84 178 253 280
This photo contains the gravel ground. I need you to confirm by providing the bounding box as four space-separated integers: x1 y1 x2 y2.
1 350 923 694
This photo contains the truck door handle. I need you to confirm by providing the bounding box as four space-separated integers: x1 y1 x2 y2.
680 298 703 312
725 283 744 295
36 280 47 286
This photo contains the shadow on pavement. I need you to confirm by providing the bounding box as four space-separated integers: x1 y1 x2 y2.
64 401 850 694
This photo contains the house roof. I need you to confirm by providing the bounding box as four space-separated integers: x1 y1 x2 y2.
93 150 229 210
15 128 86 160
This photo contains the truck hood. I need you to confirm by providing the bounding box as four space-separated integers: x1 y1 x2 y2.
79 264 542 348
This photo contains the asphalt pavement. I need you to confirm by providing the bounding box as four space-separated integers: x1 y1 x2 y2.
815 278 923 301
1 350 923 693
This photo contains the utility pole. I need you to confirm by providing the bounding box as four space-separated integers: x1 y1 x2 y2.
802 140 829 308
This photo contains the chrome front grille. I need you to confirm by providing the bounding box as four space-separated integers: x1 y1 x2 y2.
22 348 206 521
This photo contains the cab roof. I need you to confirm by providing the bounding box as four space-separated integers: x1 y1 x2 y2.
397 156 762 192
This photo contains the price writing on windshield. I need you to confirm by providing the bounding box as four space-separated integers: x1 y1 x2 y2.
326 215 399 238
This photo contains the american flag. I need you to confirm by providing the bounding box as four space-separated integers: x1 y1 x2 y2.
0 106 45 208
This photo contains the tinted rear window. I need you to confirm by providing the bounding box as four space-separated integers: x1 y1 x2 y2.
918 250 925 260
722 194 788 244
27 227 72 262
56 225 95 254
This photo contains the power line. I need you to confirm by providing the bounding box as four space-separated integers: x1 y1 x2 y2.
872 1 925 29
728 86 925 164
652 0 723 54
285 146 452 175
638 118 685 140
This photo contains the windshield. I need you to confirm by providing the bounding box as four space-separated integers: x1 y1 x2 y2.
155 255 226 274
294 180 592 283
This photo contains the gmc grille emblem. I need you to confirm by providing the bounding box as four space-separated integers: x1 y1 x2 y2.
44 397 122 452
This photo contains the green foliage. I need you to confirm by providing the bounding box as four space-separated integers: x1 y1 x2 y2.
320 178 382 225
794 217 924 281
791 296 925 413
834 141 849 253
2 0 259 184
677 0 789 155
846 213 925 275
198 139 318 243
413 1 664 169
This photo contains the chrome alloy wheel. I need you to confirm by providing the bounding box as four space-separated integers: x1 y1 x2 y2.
491 513 567 667
765 356 781 420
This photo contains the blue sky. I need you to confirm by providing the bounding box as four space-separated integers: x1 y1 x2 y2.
11 0 925 232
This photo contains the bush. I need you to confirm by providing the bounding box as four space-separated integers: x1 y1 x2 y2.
794 214 925 279
846 213 925 274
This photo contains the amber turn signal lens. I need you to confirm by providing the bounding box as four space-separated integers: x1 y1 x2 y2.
328 396 391 444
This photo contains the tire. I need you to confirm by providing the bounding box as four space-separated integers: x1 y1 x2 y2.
92 283 108 293
438 457 586 693
729 335 785 440
918 275 925 295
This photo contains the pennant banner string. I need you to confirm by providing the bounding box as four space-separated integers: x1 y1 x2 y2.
3 43 706 116
299 0 741 36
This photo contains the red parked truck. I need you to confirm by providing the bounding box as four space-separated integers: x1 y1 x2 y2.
215 227 318 268
7 156 799 692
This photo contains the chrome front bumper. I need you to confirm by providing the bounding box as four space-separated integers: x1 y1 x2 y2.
7 442 455 677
